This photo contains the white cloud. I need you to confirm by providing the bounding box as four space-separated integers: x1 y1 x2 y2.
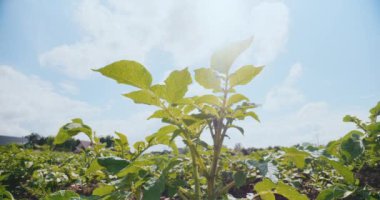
263 63 305 111
0 65 99 137
225 101 358 148
59 81 80 95
39 0 289 79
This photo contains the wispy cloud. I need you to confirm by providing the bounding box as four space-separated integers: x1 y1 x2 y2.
0 65 99 136
263 63 305 111
39 0 289 79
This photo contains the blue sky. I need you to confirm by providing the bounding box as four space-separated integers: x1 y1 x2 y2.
0 0 379 147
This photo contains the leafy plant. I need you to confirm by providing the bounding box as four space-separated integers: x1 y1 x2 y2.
94 37 264 199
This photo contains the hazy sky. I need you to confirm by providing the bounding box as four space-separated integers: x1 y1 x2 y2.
0 0 379 148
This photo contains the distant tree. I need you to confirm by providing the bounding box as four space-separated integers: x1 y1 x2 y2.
233 143 242 152
100 135 115 148
46 136 55 147
53 138 80 152
24 132 42 148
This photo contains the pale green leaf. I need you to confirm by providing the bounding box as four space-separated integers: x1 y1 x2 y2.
94 60 152 89
254 179 276 200
195 95 222 106
194 68 221 90
93 185 115 196
86 159 104 176
282 148 310 169
229 65 263 87
150 84 168 100
202 105 219 117
146 125 179 154
246 111 260 122
148 110 169 119
133 141 146 152
54 118 92 145
164 68 192 103
227 94 249 106
211 37 253 74
276 182 308 200
115 132 128 146
123 89 160 106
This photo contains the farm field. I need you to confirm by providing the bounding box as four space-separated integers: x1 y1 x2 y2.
1 1 379 199
1 42 379 199
0 101 379 200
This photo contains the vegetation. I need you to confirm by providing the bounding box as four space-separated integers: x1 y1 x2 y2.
0 39 379 199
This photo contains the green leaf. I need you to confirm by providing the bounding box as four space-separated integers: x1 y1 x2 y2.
117 160 153 177
324 158 355 184
316 186 349 200
227 94 249 106
211 37 253 74
164 68 192 103
282 148 310 169
115 132 128 146
276 182 308 200
94 60 152 89
343 115 355 122
123 89 160 106
150 84 168 100
143 159 181 200
246 111 260 122
254 178 276 200
195 95 222 106
369 101 380 121
340 130 364 162
93 185 115 196
202 105 219 117
194 68 221 90
133 141 146 152
97 156 130 174
148 109 169 119
86 159 104 176
255 179 308 200
233 171 247 188
0 187 14 200
228 125 244 135
229 65 263 87
44 190 79 200
143 176 165 200
54 118 92 145
325 140 341 158
145 125 178 154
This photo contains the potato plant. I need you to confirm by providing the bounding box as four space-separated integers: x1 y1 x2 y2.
91 38 265 199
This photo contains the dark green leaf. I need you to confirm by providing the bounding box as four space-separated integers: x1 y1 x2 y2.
97 157 130 174
233 171 247 188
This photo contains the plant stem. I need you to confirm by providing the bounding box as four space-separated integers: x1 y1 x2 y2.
208 73 230 199
190 148 201 200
